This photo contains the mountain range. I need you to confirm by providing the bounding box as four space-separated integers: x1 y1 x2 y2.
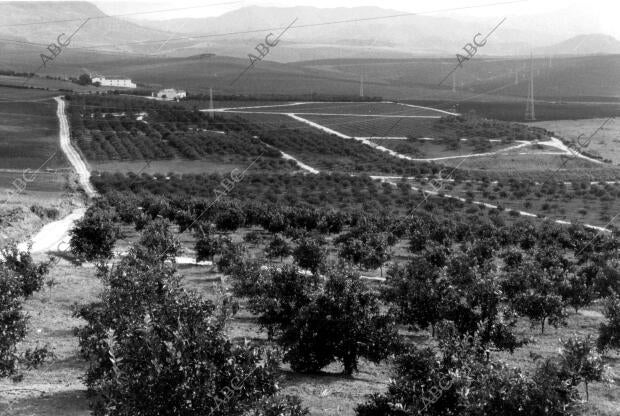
0 2 618 100
0 2 619 62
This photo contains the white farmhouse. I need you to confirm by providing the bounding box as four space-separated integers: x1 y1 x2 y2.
91 76 137 89
156 88 187 100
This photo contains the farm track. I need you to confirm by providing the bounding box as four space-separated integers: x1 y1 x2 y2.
261 142 320 174
215 102 612 233
18 97 97 254
20 101 612 257
55 97 98 198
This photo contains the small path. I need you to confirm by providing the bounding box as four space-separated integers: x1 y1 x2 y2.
289 113 536 162
205 102 613 233
287 113 352 138
18 97 97 254
55 97 97 197
393 102 459 116
17 208 86 253
261 142 320 174
211 109 440 119
538 137 605 165
373 176 610 233
280 151 320 174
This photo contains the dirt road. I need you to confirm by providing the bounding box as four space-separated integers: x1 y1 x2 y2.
19 97 96 253
55 97 97 197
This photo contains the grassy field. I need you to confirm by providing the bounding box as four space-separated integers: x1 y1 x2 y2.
227 101 447 117
0 86 60 102
370 137 522 158
0 75 117 95
406 100 620 122
0 99 66 171
433 151 620 179
392 169 620 229
0 93 81 246
263 114 437 138
90 157 299 175
529 118 620 164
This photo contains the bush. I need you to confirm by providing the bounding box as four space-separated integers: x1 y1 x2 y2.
356 333 580 416
0 247 52 378
137 218 181 262
265 235 291 261
558 335 606 400
30 204 60 220
231 264 399 374
0 266 28 377
69 206 121 261
598 294 620 352
0 245 50 297
195 232 220 262
292 237 326 274
74 248 292 416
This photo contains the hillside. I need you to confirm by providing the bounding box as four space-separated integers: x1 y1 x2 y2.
301 55 620 100
0 1 170 53
538 34 620 56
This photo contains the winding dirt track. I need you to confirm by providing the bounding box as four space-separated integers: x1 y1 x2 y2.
214 102 611 234
18 97 96 253
55 97 97 197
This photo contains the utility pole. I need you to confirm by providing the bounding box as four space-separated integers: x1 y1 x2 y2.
525 53 536 121
208 87 214 119
514 68 519 85
360 74 364 98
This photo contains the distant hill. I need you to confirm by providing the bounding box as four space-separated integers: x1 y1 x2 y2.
538 34 620 55
0 1 170 53
298 54 620 100
0 2 617 101
2 3 619 62
130 5 537 60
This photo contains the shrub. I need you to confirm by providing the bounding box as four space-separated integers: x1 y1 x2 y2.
265 235 291 262
292 237 326 274
74 249 293 416
0 245 50 297
231 265 399 374
30 204 60 220
69 206 121 261
0 248 52 378
558 335 606 400
356 333 580 416
195 232 220 262
137 218 181 262
0 266 28 377
598 294 620 352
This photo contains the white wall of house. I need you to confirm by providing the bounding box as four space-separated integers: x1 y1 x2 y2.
92 76 137 89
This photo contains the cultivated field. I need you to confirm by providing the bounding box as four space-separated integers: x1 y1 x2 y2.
529 118 620 164
2 88 620 416
222 101 452 117
0 100 66 171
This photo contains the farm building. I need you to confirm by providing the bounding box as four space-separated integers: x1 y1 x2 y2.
156 88 187 100
91 76 137 88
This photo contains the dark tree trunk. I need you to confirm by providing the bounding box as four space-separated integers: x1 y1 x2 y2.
343 351 356 376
